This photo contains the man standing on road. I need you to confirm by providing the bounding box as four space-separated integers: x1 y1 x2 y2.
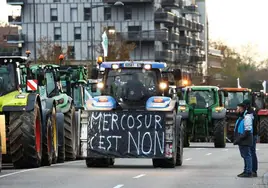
243 99 258 177
234 101 254 178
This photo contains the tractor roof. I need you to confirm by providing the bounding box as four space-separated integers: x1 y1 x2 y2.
220 87 251 92
0 56 27 64
100 61 167 69
185 85 219 90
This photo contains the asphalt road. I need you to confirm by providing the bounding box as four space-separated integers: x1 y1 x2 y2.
0 143 267 188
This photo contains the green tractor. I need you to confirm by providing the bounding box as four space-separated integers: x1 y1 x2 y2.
0 55 57 168
29 64 78 161
178 86 227 148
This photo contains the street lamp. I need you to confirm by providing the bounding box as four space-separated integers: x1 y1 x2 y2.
90 1 124 66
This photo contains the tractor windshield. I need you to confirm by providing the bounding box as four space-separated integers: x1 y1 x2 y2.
225 92 250 109
0 64 17 96
105 68 159 102
187 90 216 108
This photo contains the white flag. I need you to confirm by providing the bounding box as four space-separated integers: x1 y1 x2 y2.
262 80 266 93
237 78 241 88
101 31 108 57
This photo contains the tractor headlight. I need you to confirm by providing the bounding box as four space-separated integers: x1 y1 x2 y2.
215 106 224 112
159 82 167 90
97 82 104 89
57 98 64 104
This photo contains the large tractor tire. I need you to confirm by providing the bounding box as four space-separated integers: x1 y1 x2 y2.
0 134 2 173
9 104 42 169
51 107 58 164
183 120 190 147
56 112 65 163
259 117 268 143
41 109 53 166
152 111 177 168
176 116 184 166
64 104 78 161
86 158 110 168
213 119 226 148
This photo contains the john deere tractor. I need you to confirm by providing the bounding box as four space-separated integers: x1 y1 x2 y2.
0 56 55 169
29 63 78 161
178 86 227 148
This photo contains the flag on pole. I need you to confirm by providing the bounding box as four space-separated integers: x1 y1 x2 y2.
101 31 108 57
262 80 266 93
237 78 241 88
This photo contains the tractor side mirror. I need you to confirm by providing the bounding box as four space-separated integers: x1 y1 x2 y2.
91 83 97 92
55 71 61 82
172 69 182 81
91 66 99 79
223 91 228 97
37 69 45 86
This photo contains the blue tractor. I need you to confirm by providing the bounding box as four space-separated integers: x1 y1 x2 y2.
82 60 184 168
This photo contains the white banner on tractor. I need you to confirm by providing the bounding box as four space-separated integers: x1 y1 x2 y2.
27 79 38 91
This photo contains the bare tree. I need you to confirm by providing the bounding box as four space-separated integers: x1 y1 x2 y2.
96 30 136 61
37 36 69 64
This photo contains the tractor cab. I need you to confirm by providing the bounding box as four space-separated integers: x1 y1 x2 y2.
91 60 179 110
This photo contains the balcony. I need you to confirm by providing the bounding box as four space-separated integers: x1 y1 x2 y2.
161 0 183 8
197 23 204 32
155 12 175 25
8 16 22 25
155 50 174 62
174 52 190 62
179 36 191 46
185 19 192 30
170 32 180 44
6 34 25 44
6 0 24 5
197 39 204 48
182 4 199 14
103 0 152 3
177 17 188 29
118 30 169 42
189 22 198 32
190 54 205 62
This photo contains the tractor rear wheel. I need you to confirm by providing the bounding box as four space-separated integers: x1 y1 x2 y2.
183 120 190 147
259 117 268 143
176 116 184 166
64 104 78 161
213 119 226 148
9 104 42 169
51 107 58 164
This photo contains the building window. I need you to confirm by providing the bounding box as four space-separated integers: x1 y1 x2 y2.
53 0 60 2
51 8 58 21
74 27 81 40
87 27 93 40
124 6 132 20
67 46 75 59
71 8 78 22
84 8 91 21
104 7 111 20
54 27 61 40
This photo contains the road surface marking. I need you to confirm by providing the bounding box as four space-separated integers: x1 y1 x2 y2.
185 158 192 161
222 149 228 151
113 184 124 188
0 161 81 179
133 174 146 179
196 148 205 150
256 148 259 151
206 153 212 156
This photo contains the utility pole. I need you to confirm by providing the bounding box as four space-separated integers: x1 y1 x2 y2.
33 0 37 64
90 0 94 67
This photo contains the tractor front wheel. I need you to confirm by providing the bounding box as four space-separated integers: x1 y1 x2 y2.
9 104 42 169
213 119 226 148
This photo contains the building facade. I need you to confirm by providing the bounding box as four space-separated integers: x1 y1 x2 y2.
6 0 206 73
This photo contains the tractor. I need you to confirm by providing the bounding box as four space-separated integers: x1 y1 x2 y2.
178 86 227 148
220 87 251 142
252 91 268 143
29 63 78 161
82 59 184 168
0 55 56 169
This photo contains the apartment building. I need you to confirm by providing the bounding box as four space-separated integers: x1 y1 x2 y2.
6 0 206 73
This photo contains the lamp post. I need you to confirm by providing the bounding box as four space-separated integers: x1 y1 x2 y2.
90 1 124 67
33 0 37 64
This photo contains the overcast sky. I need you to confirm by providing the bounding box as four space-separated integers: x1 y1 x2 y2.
1 0 268 60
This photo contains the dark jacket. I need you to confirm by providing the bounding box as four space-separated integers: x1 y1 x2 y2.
234 110 253 146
